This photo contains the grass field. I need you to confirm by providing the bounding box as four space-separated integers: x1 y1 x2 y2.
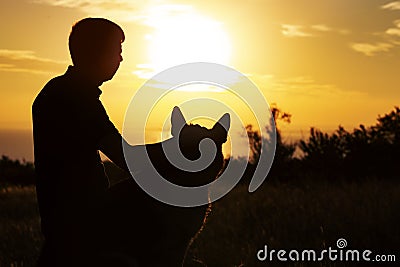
1 179 399 267
0 186 42 267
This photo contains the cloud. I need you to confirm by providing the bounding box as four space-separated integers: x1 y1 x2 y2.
350 43 393 56
32 0 134 10
0 49 65 64
313 24 350 35
139 4 195 27
32 0 147 22
386 28 400 36
311 24 331 32
0 49 66 74
282 23 349 38
350 18 400 56
0 63 48 74
281 24 313 37
32 0 193 23
385 19 400 36
381 1 400 10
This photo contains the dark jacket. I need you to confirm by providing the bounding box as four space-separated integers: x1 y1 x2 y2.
32 66 119 238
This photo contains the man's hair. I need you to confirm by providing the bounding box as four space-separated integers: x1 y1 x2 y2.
69 18 125 66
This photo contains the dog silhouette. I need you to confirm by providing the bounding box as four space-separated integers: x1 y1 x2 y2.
102 107 230 267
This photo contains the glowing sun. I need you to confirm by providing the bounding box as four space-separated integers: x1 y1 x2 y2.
140 8 232 78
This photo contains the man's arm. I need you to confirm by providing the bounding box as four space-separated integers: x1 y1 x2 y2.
98 132 130 173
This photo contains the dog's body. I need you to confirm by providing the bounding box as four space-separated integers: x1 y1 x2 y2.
103 107 230 266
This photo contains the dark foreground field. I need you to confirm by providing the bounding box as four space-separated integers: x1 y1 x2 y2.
0 179 399 267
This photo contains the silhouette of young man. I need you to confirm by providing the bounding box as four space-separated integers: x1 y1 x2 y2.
32 18 130 267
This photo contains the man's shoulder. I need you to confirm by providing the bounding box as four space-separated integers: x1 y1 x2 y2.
33 71 72 108
41 72 71 95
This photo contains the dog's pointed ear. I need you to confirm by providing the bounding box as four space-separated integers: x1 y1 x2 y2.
171 106 187 137
212 113 230 143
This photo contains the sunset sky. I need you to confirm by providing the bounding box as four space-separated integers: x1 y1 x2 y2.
1 0 400 159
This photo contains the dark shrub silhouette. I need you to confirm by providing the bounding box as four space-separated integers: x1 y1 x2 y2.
0 155 35 186
299 106 400 180
298 127 348 178
244 105 297 183
243 106 400 182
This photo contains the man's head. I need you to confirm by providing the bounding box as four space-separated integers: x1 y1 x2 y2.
69 18 125 83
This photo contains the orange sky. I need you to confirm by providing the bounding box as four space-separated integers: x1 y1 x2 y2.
1 0 400 147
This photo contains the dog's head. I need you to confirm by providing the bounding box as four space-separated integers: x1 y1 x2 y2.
171 106 230 161
145 106 230 187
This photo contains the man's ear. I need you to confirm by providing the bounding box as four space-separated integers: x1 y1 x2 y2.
171 106 187 137
212 113 230 143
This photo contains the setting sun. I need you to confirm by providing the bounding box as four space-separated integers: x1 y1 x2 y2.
137 6 232 78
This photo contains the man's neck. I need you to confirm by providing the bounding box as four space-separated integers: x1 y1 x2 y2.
71 65 104 87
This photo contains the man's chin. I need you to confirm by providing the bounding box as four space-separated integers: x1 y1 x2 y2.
101 73 116 83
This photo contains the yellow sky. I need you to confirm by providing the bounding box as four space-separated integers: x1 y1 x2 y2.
1 0 400 145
